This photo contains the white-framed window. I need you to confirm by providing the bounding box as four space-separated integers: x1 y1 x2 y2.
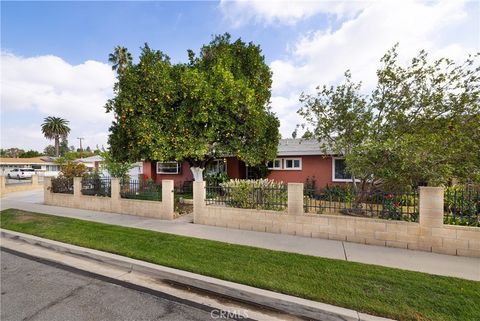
267 159 282 170
332 157 353 181
284 158 302 170
156 161 180 174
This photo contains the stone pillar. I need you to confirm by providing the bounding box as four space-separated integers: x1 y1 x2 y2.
43 177 52 204
193 181 206 223
73 177 82 198
419 186 444 228
31 174 38 186
288 183 304 216
111 178 121 201
161 180 175 220
0 176 5 194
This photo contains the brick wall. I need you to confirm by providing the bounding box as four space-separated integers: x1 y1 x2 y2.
44 177 174 220
193 182 480 258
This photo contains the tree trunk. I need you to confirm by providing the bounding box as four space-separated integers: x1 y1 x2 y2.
55 136 60 157
190 167 204 181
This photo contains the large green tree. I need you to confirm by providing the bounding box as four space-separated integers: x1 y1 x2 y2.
106 34 280 180
299 45 480 189
41 116 71 157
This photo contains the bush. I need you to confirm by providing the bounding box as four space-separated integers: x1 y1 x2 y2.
205 172 229 186
60 161 88 178
220 179 287 211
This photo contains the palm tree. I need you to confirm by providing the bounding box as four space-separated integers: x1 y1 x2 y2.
108 46 132 74
41 116 71 157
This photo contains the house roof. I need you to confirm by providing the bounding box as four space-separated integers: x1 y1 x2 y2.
0 156 57 165
277 139 331 156
76 155 103 163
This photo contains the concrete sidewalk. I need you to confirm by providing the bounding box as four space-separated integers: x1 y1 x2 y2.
1 190 479 281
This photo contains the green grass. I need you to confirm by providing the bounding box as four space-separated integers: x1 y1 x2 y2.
1 208 479 321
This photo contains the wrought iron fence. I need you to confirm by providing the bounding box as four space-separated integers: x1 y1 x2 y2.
206 184 287 211
304 186 419 222
120 179 162 201
175 180 193 199
444 185 479 227
51 177 74 194
81 177 111 197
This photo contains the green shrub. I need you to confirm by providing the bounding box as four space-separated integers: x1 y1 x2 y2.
220 179 287 211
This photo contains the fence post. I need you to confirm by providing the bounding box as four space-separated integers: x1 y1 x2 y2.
31 174 38 186
161 180 175 220
73 177 82 198
43 177 52 205
0 176 5 189
419 186 444 228
111 178 120 200
193 181 206 223
288 183 304 215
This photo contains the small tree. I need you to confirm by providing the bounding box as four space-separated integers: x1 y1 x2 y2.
299 45 480 189
100 150 133 181
106 34 280 181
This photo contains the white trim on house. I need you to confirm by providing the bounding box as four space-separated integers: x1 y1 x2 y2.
331 157 359 182
267 158 282 170
283 158 302 170
156 161 180 174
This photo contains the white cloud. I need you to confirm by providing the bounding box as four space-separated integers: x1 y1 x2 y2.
266 0 479 138
1 53 115 151
219 0 367 27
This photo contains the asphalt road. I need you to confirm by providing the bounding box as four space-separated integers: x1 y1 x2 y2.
0 251 239 321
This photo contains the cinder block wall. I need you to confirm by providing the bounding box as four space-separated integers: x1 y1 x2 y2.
44 177 174 220
193 182 480 258
0 175 43 196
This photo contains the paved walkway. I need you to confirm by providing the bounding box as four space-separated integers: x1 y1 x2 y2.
1 190 479 281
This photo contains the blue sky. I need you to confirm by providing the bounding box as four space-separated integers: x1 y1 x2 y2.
1 1 479 152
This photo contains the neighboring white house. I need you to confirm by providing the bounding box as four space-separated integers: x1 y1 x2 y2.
76 155 143 179
0 157 60 177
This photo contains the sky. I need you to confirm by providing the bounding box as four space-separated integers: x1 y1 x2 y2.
1 0 479 152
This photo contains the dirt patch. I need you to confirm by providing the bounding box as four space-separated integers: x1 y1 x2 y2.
13 211 47 223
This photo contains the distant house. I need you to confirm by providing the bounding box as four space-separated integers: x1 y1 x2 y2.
0 157 60 176
142 139 352 190
76 155 143 179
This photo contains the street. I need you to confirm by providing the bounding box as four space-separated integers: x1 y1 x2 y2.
0 250 239 321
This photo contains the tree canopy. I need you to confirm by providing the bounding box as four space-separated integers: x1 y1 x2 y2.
299 45 480 188
41 116 71 157
106 34 280 180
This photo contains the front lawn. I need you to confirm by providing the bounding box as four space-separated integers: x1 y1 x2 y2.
1 208 478 321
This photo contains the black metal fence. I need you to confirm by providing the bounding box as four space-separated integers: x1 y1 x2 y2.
304 186 419 222
51 177 74 194
175 180 193 199
206 185 287 211
444 185 479 227
120 179 162 201
81 177 111 197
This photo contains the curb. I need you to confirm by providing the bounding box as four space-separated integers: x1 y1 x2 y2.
0 229 394 321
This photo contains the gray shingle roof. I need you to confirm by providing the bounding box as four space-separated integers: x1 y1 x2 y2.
277 139 331 156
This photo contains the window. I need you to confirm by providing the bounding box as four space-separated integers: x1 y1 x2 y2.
267 159 282 170
205 159 227 175
157 161 180 174
332 158 352 181
284 158 302 170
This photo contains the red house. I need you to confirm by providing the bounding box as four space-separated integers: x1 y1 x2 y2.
142 139 352 191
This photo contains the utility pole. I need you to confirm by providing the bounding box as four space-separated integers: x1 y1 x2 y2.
77 137 84 158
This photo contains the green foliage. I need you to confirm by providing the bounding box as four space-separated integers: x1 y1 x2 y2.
205 172 229 186
444 185 479 226
18 150 42 158
304 176 316 197
299 45 480 188
321 184 355 202
106 34 280 178
219 179 287 211
59 161 88 178
100 150 133 180
0 148 25 158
